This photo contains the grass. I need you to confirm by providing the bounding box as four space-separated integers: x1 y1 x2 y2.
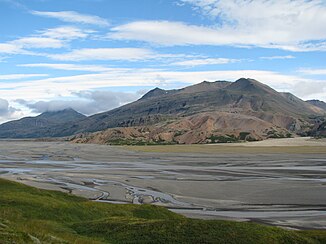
0 178 326 243
106 138 176 146
208 135 240 143
123 144 326 154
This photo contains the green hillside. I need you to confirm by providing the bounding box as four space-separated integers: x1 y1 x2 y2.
0 178 325 243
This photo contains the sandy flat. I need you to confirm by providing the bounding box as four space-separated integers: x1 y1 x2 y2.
238 137 326 147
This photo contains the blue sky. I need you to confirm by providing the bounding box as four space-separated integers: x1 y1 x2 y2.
0 0 326 122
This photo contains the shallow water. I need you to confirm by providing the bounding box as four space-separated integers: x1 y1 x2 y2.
0 141 325 229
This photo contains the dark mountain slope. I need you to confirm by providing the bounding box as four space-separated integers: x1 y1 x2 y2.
140 87 176 99
315 121 326 137
179 80 231 94
60 78 324 136
307 99 326 111
0 108 86 138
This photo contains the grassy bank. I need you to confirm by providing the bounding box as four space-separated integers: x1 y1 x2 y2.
0 178 325 243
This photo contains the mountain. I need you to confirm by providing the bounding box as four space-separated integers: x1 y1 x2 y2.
178 80 231 93
140 87 175 99
1 78 325 142
0 108 86 138
67 78 324 134
306 99 326 111
70 78 325 144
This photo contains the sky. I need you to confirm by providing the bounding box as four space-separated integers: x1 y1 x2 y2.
1 0 326 123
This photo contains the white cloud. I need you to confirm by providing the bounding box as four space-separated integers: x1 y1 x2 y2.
1 68 325 102
2 69 325 121
0 69 164 101
110 21 229 46
31 10 110 26
19 63 115 72
299 69 326 75
17 90 140 115
260 55 295 60
110 0 326 51
0 98 19 123
0 26 94 55
290 80 326 98
47 48 155 61
39 26 93 40
0 98 12 116
0 74 48 80
9 26 92 50
172 58 239 66
11 37 65 49
267 42 326 52
0 43 24 54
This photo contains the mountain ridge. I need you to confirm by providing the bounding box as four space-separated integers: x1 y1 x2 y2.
0 78 325 142
307 99 326 111
0 108 86 138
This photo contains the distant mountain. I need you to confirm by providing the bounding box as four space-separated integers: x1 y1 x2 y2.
306 99 326 111
0 108 86 138
70 78 325 144
1 78 325 142
140 87 174 99
178 80 231 94
67 78 324 134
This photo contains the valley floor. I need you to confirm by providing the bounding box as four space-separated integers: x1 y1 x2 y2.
2 178 325 243
0 137 326 231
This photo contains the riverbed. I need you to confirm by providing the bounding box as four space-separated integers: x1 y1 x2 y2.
0 140 325 230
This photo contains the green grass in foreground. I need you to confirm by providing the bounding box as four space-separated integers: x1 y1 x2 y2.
0 178 325 243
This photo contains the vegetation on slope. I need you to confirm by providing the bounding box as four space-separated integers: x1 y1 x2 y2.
0 178 325 243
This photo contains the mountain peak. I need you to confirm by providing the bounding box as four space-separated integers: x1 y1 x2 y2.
0 108 86 138
141 81 233 100
235 78 261 85
38 108 85 118
180 80 231 93
33 108 86 126
140 87 170 100
229 78 278 95
152 87 163 91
